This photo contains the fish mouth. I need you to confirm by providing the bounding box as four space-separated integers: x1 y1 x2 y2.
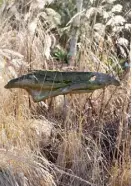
4 78 20 89
4 83 10 89
4 75 30 89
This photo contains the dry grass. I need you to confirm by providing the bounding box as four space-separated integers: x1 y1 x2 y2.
0 1 131 186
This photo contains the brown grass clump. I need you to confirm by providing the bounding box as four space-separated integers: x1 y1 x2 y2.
0 149 56 186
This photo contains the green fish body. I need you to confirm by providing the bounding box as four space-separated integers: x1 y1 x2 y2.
5 70 120 102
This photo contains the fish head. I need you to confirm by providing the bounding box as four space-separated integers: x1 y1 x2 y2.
4 74 39 89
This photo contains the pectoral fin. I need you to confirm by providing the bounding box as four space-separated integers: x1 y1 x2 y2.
26 89 50 102
26 88 67 102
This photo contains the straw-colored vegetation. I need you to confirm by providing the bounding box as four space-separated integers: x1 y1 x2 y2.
0 0 130 186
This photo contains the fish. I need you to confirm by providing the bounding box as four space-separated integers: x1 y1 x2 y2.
4 70 120 102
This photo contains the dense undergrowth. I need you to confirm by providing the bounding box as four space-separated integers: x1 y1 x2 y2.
0 0 131 186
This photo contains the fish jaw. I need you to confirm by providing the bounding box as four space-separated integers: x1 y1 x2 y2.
4 77 33 89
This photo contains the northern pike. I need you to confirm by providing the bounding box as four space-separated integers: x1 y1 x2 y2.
4 70 120 102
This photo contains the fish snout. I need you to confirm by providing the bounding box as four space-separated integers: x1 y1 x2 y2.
4 78 21 89
4 84 8 89
4 82 11 89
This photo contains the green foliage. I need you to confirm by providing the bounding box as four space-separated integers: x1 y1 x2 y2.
50 0 131 71
0 0 3 5
50 0 77 26
52 46 68 63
